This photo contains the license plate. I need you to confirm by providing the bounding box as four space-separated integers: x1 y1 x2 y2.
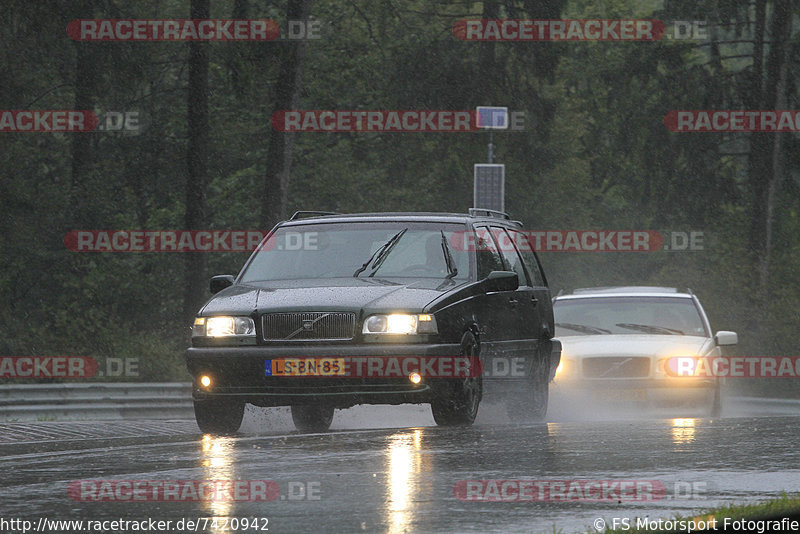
592 389 647 402
265 358 346 376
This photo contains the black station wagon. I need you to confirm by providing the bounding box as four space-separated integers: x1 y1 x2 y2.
186 210 560 432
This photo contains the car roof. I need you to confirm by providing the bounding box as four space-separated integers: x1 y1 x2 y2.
555 286 694 300
279 211 523 227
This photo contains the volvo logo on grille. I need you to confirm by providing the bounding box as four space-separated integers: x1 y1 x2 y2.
264 312 353 341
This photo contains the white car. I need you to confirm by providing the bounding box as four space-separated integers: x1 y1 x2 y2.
552 287 738 415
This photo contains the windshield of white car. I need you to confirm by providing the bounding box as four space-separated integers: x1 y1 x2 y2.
553 297 707 337
241 222 471 282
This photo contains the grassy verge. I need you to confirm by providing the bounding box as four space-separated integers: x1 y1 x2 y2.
600 493 800 533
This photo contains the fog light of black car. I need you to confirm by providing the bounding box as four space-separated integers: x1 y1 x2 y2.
409 372 422 384
200 375 212 388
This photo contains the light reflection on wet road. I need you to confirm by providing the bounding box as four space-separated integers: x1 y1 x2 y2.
0 400 799 533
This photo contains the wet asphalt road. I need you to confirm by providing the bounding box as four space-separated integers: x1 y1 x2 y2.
1 398 800 534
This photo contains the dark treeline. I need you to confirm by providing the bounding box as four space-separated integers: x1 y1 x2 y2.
1 1 798 394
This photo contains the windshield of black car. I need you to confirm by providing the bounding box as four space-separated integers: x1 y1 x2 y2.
554 296 708 337
240 222 471 282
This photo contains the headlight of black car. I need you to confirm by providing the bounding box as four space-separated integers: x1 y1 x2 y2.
362 314 438 335
193 316 256 345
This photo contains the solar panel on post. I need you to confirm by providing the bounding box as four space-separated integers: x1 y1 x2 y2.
473 164 505 212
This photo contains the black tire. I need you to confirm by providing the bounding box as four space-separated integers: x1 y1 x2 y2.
505 342 549 422
193 398 245 434
291 405 335 432
431 331 482 426
709 380 721 417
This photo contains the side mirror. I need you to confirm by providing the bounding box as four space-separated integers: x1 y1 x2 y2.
483 270 519 292
209 275 235 294
715 331 738 346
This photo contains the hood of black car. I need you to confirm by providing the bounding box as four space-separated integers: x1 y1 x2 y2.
200 278 464 316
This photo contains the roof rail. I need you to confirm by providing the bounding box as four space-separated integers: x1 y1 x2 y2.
468 208 510 220
569 286 680 295
289 211 340 221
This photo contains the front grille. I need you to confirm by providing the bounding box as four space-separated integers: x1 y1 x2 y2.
582 357 650 378
262 312 356 341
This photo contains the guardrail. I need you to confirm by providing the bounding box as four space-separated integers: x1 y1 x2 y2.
0 384 797 422
0 383 194 421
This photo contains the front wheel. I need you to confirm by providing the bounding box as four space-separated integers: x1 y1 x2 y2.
431 331 482 426
505 343 549 422
709 379 721 417
291 405 335 432
193 398 245 434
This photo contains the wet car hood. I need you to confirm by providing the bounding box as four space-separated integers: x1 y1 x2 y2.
200 277 464 315
559 334 714 359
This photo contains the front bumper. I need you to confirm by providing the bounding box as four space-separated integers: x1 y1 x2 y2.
186 343 463 408
552 377 717 406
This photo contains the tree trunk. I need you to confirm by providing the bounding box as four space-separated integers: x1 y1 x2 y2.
478 0 498 103
749 0 792 296
261 0 313 230
750 0 766 106
69 1 96 227
747 0 768 260
757 0 792 293
183 0 211 324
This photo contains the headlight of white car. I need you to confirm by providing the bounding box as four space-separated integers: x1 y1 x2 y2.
656 356 702 377
362 314 438 335
554 357 571 380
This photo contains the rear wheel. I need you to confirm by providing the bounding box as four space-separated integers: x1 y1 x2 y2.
291 405 335 432
193 398 245 434
431 331 482 426
505 342 550 422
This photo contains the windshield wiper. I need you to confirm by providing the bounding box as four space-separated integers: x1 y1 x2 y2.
440 231 458 279
615 323 685 335
353 228 408 277
555 322 611 335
